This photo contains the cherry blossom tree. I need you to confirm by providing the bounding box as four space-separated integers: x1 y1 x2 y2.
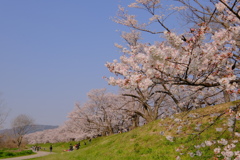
107 2 240 158
105 0 240 123
67 89 131 136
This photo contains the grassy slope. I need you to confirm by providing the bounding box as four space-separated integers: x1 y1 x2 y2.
0 149 35 159
29 100 240 160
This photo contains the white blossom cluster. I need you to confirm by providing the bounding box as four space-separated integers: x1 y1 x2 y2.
187 113 200 118
165 135 174 142
214 139 240 160
216 128 223 132
177 138 240 159
194 123 202 131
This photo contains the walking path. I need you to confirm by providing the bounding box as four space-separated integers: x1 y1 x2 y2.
1 151 55 160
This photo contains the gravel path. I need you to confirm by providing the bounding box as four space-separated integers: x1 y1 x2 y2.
1 151 55 160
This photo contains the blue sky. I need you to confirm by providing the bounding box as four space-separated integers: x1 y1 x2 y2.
0 0 186 129
0 0 128 128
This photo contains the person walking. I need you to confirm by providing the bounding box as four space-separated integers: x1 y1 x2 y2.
50 145 53 152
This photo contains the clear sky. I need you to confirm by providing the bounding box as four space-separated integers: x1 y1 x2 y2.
0 0 128 128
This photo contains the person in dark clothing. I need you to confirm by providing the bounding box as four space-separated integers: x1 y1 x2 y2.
69 144 73 151
50 145 53 152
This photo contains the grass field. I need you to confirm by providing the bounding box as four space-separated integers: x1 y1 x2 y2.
0 148 35 159
27 100 240 160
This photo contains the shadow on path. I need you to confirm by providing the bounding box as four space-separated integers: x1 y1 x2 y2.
0 151 55 160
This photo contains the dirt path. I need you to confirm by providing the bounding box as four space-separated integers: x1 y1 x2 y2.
1 151 55 160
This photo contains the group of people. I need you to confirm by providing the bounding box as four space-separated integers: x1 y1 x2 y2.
62 142 79 152
48 138 92 152
70 142 80 151
31 145 42 151
63 141 85 152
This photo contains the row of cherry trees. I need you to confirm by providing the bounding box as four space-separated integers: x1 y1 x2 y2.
25 0 240 144
25 125 88 144
25 89 142 144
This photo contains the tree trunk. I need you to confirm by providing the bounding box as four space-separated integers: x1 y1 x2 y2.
131 114 139 129
17 136 22 148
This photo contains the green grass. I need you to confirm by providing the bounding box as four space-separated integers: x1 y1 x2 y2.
29 100 240 160
0 148 35 159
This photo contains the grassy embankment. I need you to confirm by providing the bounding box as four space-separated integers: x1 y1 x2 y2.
0 148 35 159
29 100 240 160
